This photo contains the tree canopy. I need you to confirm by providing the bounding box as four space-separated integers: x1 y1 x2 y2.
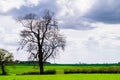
0 48 13 75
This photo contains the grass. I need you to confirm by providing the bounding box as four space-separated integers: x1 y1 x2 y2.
0 64 120 80
7 65 37 74
4 64 120 74
1 74 120 80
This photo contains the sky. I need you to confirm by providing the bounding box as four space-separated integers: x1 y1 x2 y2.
0 0 120 64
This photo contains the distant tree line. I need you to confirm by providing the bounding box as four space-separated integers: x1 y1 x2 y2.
15 60 51 65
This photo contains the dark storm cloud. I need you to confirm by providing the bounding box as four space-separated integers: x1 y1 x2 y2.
2 0 58 18
85 0 120 24
0 0 95 30
59 19 95 30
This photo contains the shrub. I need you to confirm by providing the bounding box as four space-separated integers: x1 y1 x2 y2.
20 70 56 75
64 69 81 74
21 71 40 75
44 70 56 74
64 66 120 74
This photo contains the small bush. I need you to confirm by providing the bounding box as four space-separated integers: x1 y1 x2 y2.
44 70 56 74
21 71 40 75
20 70 56 75
64 69 80 74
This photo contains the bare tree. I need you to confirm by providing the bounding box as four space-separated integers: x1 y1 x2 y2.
0 48 13 75
17 10 66 74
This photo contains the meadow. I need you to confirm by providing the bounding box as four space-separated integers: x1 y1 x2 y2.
5 64 120 74
0 64 120 80
1 74 120 80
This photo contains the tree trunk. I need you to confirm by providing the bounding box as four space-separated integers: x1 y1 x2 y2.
37 29 44 74
38 50 44 74
38 55 44 74
39 61 44 74
1 63 6 75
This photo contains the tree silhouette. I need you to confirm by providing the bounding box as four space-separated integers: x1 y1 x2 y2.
17 10 66 74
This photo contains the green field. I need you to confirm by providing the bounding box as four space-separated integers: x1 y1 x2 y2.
1 74 120 80
5 64 120 74
0 64 120 80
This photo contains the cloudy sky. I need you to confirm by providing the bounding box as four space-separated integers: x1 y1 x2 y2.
0 0 120 64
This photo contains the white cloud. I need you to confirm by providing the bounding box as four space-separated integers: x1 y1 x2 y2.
0 0 40 13
0 0 25 12
52 23 120 64
26 0 40 6
56 0 97 29
57 0 96 18
0 15 24 60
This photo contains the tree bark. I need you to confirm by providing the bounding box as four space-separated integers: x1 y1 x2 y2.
39 60 44 74
38 51 44 74
37 29 44 74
